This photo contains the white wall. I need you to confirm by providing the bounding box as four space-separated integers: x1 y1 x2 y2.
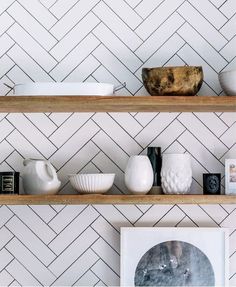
0 0 235 286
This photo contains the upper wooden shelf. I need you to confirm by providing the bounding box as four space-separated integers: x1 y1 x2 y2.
1 194 236 205
0 96 235 112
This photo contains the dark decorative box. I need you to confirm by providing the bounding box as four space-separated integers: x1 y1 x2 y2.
203 173 221 195
0 172 19 194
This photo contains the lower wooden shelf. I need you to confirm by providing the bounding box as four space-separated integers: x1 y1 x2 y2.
0 194 235 205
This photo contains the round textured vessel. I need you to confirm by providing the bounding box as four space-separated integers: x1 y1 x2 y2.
142 66 203 96
161 154 192 194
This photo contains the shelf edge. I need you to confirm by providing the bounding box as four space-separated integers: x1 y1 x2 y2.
1 194 236 205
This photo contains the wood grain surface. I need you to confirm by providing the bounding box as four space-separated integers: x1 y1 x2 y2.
1 194 236 205
0 96 235 112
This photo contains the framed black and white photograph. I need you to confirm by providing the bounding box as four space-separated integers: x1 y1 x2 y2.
225 159 236 195
121 227 228 287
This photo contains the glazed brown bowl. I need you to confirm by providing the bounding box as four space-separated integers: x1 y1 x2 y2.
142 66 203 96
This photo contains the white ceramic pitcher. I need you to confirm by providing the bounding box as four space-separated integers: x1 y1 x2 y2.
22 159 61 195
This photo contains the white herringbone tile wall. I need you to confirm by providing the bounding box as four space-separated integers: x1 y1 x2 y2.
0 0 236 286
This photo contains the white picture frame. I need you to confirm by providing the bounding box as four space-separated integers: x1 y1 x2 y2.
121 227 229 287
225 159 236 194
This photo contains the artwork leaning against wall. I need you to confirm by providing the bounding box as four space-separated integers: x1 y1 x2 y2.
0 0 235 286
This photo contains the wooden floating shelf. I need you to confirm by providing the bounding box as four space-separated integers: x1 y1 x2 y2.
0 96 235 112
1 194 236 205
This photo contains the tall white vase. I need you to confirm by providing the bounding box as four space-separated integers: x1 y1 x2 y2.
125 155 154 194
161 154 192 194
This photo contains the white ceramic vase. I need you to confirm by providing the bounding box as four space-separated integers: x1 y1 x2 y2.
161 154 192 194
125 155 153 194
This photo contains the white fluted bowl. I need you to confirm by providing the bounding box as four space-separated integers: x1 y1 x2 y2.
219 69 236 95
68 173 115 194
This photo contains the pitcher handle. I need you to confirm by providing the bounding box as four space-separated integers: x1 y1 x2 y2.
45 161 58 182
23 158 32 166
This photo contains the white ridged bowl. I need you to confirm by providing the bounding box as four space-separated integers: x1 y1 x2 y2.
219 69 236 95
68 173 115 194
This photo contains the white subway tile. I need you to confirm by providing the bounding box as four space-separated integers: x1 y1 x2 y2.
92 216 120 253
8 2 57 50
135 0 164 18
49 206 99 254
93 113 142 155
220 14 236 40
178 131 225 174
49 227 98 276
8 24 57 72
49 205 87 233
178 23 227 72
91 260 119 286
6 260 40 286
178 205 219 227
188 0 228 29
178 113 228 158
24 113 57 137
8 205 56 244
220 0 236 18
136 14 184 61
0 227 13 250
7 113 56 158
0 34 14 58
92 130 129 171
49 121 99 169
93 2 142 50
135 113 179 148
6 238 56 285
93 23 142 73
52 249 98 286
17 0 57 29
50 13 100 61
0 270 14 286
7 45 53 82
6 217 56 266
0 119 14 142
178 2 227 50
93 45 142 94
135 0 184 40
74 270 99 287
50 34 100 81
30 205 57 223
0 249 13 271
92 238 119 274
50 0 100 40
49 113 94 148
0 55 14 78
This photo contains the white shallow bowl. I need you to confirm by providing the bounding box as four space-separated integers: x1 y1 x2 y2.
219 70 236 96
14 82 115 96
69 173 115 194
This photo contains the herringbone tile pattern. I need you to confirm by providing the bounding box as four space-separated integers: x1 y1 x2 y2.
0 0 235 286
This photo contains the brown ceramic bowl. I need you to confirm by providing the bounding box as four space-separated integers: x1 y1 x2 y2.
142 66 203 96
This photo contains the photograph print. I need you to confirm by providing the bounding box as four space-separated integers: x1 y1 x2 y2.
120 227 228 287
225 159 236 194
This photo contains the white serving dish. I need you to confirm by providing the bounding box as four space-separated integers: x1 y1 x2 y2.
219 69 236 96
68 173 115 194
13 82 116 96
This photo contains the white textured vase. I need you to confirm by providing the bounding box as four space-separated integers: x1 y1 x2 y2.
125 155 154 194
161 154 192 194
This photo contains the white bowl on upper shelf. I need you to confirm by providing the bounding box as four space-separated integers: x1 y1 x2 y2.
13 82 117 96
68 173 115 194
219 69 236 96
